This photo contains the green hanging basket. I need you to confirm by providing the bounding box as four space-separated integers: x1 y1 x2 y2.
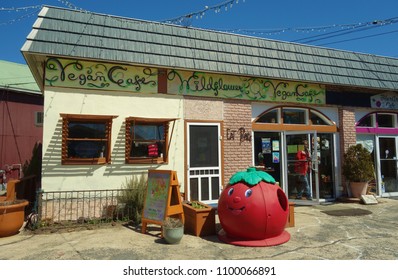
229 167 276 186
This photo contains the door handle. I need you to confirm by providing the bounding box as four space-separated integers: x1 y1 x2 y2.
311 158 318 172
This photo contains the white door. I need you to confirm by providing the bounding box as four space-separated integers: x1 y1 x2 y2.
187 123 222 204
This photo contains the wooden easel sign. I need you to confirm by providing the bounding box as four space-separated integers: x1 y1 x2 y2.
141 169 183 234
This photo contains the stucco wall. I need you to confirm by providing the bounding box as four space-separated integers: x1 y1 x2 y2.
41 88 185 192
184 97 223 121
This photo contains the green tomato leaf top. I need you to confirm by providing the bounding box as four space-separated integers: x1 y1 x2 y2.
229 167 276 186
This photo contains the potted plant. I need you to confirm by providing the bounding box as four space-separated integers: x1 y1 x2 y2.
0 179 29 237
162 217 184 244
183 201 216 237
342 144 375 198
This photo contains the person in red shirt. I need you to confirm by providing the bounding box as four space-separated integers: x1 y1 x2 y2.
295 140 312 200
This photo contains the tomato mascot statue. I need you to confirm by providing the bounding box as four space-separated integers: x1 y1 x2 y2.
218 167 290 246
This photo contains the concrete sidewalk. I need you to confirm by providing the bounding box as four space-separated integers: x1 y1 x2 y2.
1 198 398 260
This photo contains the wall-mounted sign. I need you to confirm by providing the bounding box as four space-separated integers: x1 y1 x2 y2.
226 127 252 144
44 58 158 93
371 92 398 109
167 69 325 104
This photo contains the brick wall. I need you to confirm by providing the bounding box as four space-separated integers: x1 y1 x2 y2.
339 108 357 152
223 100 252 186
338 107 357 191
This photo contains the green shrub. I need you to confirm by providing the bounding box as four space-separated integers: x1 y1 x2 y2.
342 144 375 182
118 173 147 225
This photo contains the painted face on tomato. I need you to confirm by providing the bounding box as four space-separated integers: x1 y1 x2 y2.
218 181 269 240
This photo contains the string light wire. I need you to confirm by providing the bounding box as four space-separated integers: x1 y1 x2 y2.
319 28 398 47
294 17 398 44
162 0 245 25
0 5 42 12
0 8 41 26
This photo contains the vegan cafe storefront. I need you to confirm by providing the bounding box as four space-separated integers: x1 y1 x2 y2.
28 56 347 206
22 7 398 208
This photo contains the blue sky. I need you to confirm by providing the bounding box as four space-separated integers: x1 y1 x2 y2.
1 0 398 64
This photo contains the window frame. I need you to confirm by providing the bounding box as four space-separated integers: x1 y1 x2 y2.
252 106 337 132
125 117 176 164
356 112 398 134
35 111 44 127
282 107 308 125
60 114 117 165
377 113 396 128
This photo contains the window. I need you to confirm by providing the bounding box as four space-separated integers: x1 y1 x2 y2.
377 113 395 128
357 114 374 127
125 117 176 164
35 111 44 126
310 110 329 125
282 108 307 124
253 106 336 133
256 109 279 123
356 112 398 136
61 114 116 165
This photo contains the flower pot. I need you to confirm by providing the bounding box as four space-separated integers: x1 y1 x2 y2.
183 201 216 237
349 182 368 198
162 226 184 244
0 199 29 237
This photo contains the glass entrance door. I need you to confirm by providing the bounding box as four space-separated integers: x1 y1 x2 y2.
284 132 320 203
378 137 398 195
187 123 222 204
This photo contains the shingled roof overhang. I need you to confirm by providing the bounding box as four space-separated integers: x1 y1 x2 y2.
21 6 398 93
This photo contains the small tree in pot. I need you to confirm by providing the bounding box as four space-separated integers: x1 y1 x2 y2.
342 144 375 198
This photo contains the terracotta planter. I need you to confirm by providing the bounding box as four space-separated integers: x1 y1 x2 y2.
183 201 216 237
0 199 29 237
349 182 368 198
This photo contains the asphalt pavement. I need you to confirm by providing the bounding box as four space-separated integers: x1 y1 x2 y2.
1 197 398 260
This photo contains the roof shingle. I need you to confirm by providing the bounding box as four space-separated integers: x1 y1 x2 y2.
22 6 398 92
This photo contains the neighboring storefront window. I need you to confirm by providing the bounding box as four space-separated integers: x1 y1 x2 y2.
125 117 175 164
357 114 373 127
356 112 398 195
356 112 398 132
61 114 116 165
377 113 396 128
